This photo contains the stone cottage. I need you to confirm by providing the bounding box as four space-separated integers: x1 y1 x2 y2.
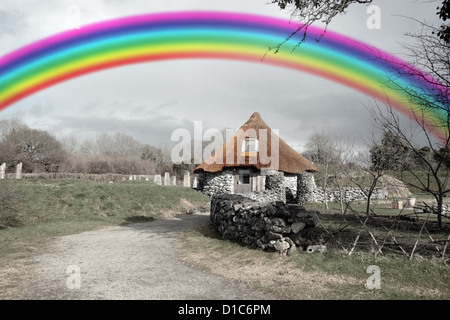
194 112 318 203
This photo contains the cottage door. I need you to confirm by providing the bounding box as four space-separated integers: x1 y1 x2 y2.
234 169 252 194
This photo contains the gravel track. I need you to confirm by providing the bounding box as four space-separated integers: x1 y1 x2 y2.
19 214 269 300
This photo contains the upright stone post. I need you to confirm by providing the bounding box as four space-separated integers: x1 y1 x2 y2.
0 163 5 179
183 171 190 187
171 176 177 186
297 171 316 205
164 172 171 186
153 174 162 186
192 177 198 189
265 170 286 203
15 162 22 179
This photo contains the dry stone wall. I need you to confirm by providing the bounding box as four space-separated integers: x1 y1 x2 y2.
296 172 388 203
310 187 388 203
210 193 319 255
241 190 284 203
198 168 388 205
263 171 286 203
198 169 234 197
296 172 316 204
240 170 287 202
284 173 298 202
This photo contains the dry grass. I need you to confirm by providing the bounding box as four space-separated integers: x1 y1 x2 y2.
177 225 362 299
0 179 210 298
177 220 450 300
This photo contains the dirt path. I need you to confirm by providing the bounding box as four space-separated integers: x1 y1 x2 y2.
20 214 270 300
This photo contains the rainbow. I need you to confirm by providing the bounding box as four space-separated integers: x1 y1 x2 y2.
0 11 448 141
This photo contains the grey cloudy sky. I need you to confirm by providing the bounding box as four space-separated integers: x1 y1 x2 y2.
0 0 443 152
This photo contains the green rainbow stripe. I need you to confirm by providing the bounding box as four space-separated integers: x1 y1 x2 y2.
0 11 448 141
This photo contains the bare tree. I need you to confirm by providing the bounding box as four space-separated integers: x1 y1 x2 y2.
77 138 96 156
270 1 450 227
269 0 372 51
329 137 355 213
371 102 449 228
0 119 27 141
59 136 79 154
269 1 449 47
0 126 67 173
303 132 340 209
369 19 450 228
92 132 143 158
65 133 163 175
156 143 175 173
346 134 385 215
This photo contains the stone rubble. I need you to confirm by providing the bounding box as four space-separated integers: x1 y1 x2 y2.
210 193 323 255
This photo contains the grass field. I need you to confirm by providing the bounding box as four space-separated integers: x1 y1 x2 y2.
178 193 450 300
387 171 449 195
178 212 450 300
0 178 210 253
0 178 210 298
1 178 449 299
2 178 209 222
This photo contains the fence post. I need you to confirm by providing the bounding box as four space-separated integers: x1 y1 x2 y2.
153 174 162 185
183 171 190 187
15 162 22 179
192 177 198 189
164 172 170 186
0 163 5 179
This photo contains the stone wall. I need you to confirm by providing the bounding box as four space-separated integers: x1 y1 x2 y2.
210 194 319 255
240 190 284 203
295 171 388 203
310 187 388 203
197 169 234 197
296 172 317 205
233 170 286 203
198 168 388 204
263 170 286 203
284 173 298 202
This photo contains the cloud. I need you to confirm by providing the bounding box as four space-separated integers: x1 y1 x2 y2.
0 0 444 153
49 111 194 145
0 10 28 35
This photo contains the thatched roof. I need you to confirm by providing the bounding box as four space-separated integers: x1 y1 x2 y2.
193 112 318 174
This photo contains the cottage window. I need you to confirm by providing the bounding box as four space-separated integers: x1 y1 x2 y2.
239 169 251 184
243 138 258 153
